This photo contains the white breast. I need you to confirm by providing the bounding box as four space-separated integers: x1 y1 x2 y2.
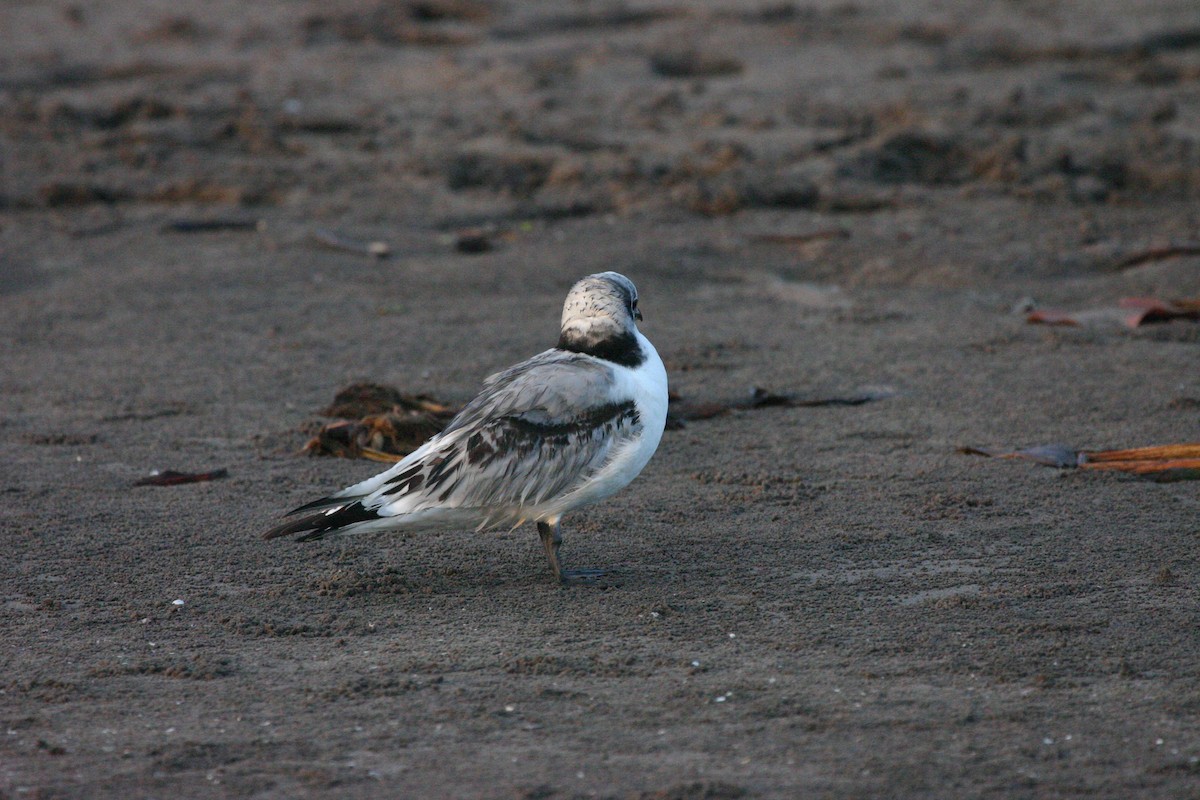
544 330 668 517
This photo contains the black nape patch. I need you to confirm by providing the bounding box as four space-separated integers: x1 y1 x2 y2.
557 330 644 368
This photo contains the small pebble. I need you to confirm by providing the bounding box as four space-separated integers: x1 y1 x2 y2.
455 230 492 254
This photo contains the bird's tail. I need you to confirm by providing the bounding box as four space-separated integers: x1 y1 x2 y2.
262 500 383 542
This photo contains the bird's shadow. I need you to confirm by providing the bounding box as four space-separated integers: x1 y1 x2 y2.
300 535 636 597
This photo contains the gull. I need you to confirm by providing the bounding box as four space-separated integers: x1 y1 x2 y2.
264 272 669 584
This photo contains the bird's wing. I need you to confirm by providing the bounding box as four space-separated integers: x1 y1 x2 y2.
264 350 643 540
375 349 641 519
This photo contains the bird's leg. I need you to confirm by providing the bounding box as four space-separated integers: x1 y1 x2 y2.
538 520 605 585
538 520 563 581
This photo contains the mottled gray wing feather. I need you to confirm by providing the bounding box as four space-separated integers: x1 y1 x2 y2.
366 349 642 523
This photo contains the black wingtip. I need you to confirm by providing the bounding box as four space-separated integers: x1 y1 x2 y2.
284 494 349 516
262 501 384 542
262 512 327 541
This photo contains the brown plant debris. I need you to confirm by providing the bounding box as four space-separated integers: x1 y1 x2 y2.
960 442 1200 481
666 386 892 428
301 1 486 47
306 382 458 460
162 218 264 233
649 50 744 79
320 382 455 419
1115 242 1200 269
305 415 446 462
134 469 229 486
1027 297 1200 328
454 229 494 253
747 386 896 408
310 228 391 258
751 229 849 247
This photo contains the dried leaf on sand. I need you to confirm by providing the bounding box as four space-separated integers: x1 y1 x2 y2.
320 382 455 420
667 386 893 428
305 382 458 460
1027 297 1200 328
133 469 229 486
961 442 1200 481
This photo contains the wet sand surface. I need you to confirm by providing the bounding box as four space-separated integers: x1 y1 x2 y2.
3 1 1200 797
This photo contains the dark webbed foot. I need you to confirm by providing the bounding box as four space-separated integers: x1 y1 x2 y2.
538 520 607 586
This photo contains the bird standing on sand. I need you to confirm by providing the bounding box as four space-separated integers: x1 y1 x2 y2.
264 272 669 584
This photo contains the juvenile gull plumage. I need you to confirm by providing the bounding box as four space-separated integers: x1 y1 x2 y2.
263 272 669 584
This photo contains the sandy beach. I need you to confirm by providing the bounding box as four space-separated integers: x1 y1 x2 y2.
3 1 1200 797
